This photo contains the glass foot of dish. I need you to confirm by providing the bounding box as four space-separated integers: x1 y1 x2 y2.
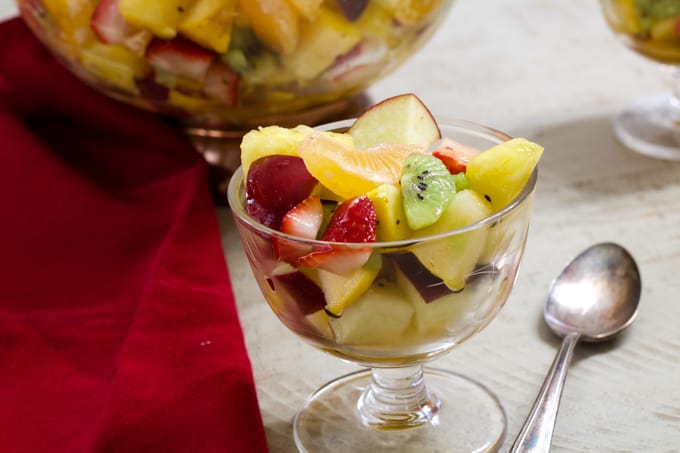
293 367 506 453
614 94 680 160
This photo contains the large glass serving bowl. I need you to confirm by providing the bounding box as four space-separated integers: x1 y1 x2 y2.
600 0 680 159
15 0 453 161
228 119 538 452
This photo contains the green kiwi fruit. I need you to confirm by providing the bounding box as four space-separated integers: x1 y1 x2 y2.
400 153 456 230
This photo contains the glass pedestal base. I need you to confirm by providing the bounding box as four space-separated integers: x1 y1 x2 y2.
614 94 680 160
293 368 507 453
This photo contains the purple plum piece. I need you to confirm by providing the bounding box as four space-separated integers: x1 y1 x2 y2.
269 271 327 315
336 0 368 21
391 253 457 303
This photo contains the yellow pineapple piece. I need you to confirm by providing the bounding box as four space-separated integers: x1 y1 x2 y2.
119 0 197 39
286 0 323 21
168 89 219 110
319 253 382 316
237 0 300 55
80 42 149 93
282 6 361 80
179 0 237 53
240 125 354 175
366 184 412 241
42 0 95 58
465 138 543 211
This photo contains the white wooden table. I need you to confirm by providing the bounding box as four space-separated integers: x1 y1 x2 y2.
4 0 679 450
221 1 680 451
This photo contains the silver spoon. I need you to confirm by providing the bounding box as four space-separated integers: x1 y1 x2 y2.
510 242 641 453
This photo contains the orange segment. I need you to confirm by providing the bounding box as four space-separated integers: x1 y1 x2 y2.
298 133 423 199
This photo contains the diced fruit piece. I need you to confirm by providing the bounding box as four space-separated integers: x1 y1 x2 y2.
319 252 382 316
203 62 240 106
269 271 327 315
400 153 456 230
282 6 362 79
178 0 236 53
287 0 323 21
348 93 441 149
431 137 480 174
329 281 414 345
366 184 411 241
465 138 543 211
118 0 195 39
145 36 216 81
298 133 422 199
240 125 354 176
411 189 492 291
322 38 388 87
91 0 134 44
375 0 443 25
273 195 323 263
245 155 319 230
393 253 478 335
80 42 149 92
337 0 369 21
299 195 377 275
238 0 300 55
305 309 334 339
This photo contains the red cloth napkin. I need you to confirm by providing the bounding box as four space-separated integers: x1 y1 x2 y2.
0 17 268 453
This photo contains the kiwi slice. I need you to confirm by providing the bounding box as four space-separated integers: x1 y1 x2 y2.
400 153 456 230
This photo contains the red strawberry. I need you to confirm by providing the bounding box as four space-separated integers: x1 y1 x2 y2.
299 195 377 275
145 36 215 81
204 62 240 107
432 138 480 174
273 195 323 264
91 0 133 44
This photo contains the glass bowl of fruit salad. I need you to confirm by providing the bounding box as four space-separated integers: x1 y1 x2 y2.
15 0 455 179
228 94 543 452
600 0 680 159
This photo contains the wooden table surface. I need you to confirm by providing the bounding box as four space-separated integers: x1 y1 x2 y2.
220 1 680 452
3 0 678 451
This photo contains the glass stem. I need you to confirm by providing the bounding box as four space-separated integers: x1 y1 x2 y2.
357 365 441 430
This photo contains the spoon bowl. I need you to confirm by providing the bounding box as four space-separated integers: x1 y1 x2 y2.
546 242 641 341
510 242 641 453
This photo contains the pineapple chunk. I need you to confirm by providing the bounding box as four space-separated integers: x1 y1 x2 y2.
80 42 148 92
375 0 444 25
282 6 361 80
465 138 543 211
366 184 412 241
237 0 300 55
240 124 354 175
119 0 197 39
318 253 382 316
179 0 237 53
287 0 323 21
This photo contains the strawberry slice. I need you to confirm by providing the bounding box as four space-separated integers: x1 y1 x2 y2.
145 36 215 81
273 195 323 264
91 0 133 44
432 138 480 174
204 62 240 107
299 195 377 275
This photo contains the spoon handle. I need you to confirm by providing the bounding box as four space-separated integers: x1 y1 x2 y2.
510 332 580 453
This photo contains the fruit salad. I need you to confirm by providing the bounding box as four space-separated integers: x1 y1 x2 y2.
18 0 452 126
229 94 543 362
602 0 680 63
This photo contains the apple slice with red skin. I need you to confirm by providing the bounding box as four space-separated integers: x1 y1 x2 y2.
245 155 319 230
91 0 134 44
145 36 216 81
336 0 368 21
299 195 377 275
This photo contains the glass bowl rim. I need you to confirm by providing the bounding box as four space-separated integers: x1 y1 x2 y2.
227 117 538 248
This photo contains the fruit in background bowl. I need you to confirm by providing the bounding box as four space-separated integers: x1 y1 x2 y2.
16 0 456 130
230 93 543 353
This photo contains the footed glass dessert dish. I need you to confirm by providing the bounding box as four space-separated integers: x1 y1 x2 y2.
15 0 455 189
600 0 680 159
228 113 540 452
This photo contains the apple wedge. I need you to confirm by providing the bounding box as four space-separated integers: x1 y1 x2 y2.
348 93 441 149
